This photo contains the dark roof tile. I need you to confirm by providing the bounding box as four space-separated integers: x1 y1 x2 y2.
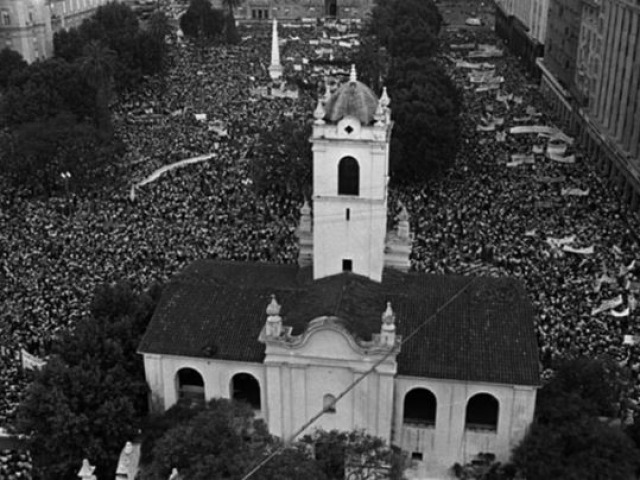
139 260 540 386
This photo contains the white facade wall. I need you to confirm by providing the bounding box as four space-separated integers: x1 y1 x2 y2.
394 376 536 479
143 353 267 417
143 342 537 480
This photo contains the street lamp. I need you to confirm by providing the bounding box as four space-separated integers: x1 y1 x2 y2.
61 171 72 215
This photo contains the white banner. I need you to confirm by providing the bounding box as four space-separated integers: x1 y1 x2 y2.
21 349 46 370
592 295 623 315
611 307 630 317
561 187 590 196
546 235 576 248
562 245 594 255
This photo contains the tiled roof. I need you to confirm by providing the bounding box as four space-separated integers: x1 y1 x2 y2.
138 260 540 386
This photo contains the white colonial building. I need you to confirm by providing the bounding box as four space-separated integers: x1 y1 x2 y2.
138 69 540 479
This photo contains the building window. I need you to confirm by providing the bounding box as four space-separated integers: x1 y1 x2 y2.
1 11 11 26
342 259 352 272
411 452 423 461
231 372 261 410
323 394 336 413
465 393 499 432
345 208 350 221
28 10 34 24
176 368 205 404
403 388 437 427
338 156 359 195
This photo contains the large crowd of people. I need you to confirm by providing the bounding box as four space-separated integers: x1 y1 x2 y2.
1 10 640 478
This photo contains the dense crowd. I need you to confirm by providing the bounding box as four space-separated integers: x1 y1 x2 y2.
394 28 640 406
1 11 640 478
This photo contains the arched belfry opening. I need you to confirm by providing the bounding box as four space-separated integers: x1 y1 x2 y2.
231 373 261 410
338 156 359 195
176 368 205 404
325 0 337 17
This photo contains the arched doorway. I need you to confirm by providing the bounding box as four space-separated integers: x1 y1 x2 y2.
176 368 205 404
403 388 437 427
325 0 337 17
231 373 261 410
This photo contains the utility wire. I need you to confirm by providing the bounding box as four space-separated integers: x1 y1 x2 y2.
240 276 479 480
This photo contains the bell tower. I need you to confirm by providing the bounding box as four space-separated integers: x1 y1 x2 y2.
309 66 393 282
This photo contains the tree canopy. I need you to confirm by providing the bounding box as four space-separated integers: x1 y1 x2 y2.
507 357 640 480
179 0 225 40
0 48 27 90
357 0 461 183
17 282 162 480
53 2 166 91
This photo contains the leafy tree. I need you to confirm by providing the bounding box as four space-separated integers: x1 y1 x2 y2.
250 446 328 480
0 48 27 89
387 58 461 182
180 0 225 40
1 58 95 126
53 28 85 62
54 2 165 91
221 0 242 44
535 357 633 425
511 417 640 480
0 112 121 197
355 36 390 94
365 0 442 59
140 399 273 480
80 40 117 135
300 430 406 480
452 453 515 480
17 282 162 480
252 120 312 199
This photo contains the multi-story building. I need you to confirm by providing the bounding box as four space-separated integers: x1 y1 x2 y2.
0 0 52 62
0 0 110 63
211 0 374 21
543 0 582 91
494 0 549 77
538 0 640 220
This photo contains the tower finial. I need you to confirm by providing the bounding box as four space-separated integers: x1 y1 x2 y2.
380 86 390 108
349 64 357 83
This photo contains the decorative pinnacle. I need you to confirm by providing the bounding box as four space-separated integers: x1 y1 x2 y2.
313 98 326 124
374 99 385 125
382 301 395 325
380 86 390 108
397 204 409 222
349 64 357 83
300 200 311 216
266 294 281 316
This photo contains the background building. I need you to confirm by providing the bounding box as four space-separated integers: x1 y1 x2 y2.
494 0 549 77
537 0 640 223
0 0 52 62
0 0 110 63
211 0 374 21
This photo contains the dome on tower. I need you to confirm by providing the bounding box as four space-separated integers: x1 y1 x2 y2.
323 65 380 125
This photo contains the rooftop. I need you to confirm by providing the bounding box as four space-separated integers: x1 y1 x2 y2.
139 260 540 386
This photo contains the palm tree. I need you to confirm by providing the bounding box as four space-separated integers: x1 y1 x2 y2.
79 40 116 136
221 0 242 44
